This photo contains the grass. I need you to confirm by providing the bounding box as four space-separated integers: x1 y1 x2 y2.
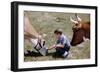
24 11 90 62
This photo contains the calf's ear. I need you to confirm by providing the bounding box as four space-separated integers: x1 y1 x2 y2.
42 34 47 38
38 33 47 39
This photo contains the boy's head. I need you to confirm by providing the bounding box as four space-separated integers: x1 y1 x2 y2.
54 29 62 39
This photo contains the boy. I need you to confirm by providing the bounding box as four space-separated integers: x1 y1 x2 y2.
49 29 71 58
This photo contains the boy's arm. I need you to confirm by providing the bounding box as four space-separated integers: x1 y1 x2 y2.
55 37 66 48
49 44 64 50
49 44 56 49
56 44 64 48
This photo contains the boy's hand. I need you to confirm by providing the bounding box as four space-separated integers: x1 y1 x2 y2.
49 44 56 49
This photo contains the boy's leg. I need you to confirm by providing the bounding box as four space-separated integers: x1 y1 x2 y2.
62 51 69 58
55 46 70 58
62 46 70 58
56 47 66 57
65 46 70 52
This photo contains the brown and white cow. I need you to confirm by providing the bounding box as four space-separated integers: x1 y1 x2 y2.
24 16 47 56
70 14 90 46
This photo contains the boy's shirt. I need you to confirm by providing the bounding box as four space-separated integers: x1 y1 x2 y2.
56 34 71 48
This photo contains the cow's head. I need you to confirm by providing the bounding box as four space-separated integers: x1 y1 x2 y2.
29 34 48 56
33 34 46 49
24 16 48 56
70 14 85 46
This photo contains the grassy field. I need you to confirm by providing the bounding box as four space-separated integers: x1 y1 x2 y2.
24 11 90 62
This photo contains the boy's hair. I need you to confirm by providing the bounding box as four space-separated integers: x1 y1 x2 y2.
54 29 62 35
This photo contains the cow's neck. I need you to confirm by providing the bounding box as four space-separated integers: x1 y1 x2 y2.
83 29 90 39
82 23 90 39
82 29 90 41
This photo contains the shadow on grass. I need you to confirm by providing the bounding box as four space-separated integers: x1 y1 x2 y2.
24 50 63 58
47 52 63 58
24 50 42 57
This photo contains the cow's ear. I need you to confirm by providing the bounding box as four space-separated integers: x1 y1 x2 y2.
38 35 42 39
38 34 47 39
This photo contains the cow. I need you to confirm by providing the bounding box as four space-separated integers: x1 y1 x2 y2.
24 15 47 56
70 14 90 46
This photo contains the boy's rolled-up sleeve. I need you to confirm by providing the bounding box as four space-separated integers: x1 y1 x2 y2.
60 37 66 45
61 37 71 47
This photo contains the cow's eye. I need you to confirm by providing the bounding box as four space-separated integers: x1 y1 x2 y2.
75 24 79 26
43 41 45 46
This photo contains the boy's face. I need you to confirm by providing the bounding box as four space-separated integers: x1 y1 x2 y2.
54 33 61 39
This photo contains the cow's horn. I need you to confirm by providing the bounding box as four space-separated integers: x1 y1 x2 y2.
75 14 82 22
77 16 82 22
70 17 78 24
